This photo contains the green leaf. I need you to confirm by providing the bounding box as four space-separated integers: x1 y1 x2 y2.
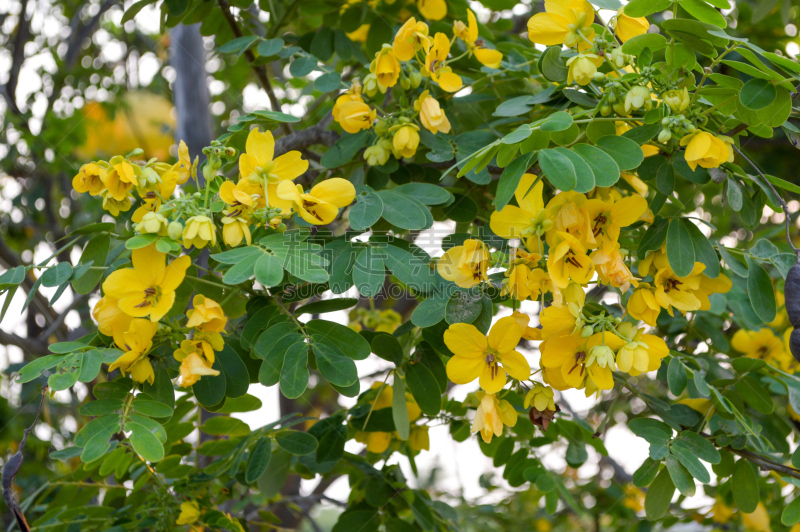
81 431 112 463
256 38 284 58
445 292 482 324
201 417 251 437
746 255 777 323
296 298 358 315
217 344 250 398
280 342 309 399
681 0 727 27
540 112 574 132
553 147 595 193
218 35 259 56
246 438 272 484
667 358 688 395
739 78 777 111
735 375 774 414
252 109 300 123
315 71 342 92
411 296 447 327
72 234 110 295
645 467 675 520
254 253 284 288
405 363 441 416
41 262 73 287
394 183 452 206
211 246 261 265
192 359 227 407
321 130 370 168
684 221 720 278
306 319 370 360
376 190 432 231
621 33 668 55
633 458 661 487
595 135 644 171
539 46 568 82
666 454 696 496
312 340 358 387
538 148 577 191
222 251 260 284
349 192 383 231
80 399 124 416
289 54 317 77
275 431 318 455
495 153 535 209
131 399 172 419
129 422 165 462
668 442 708 483
572 144 620 187
674 431 721 464
782 497 800 526
257 331 304 386
638 217 669 260
392 376 410 441
732 459 759 513
354 247 385 297
371 333 404 366
666 219 696 278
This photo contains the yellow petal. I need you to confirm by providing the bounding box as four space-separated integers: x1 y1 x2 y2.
479 365 507 394
245 128 275 166
444 323 488 357
309 178 356 208
475 48 503 69
490 206 531 240
499 350 531 381
273 151 308 182
437 71 463 92
132 245 167 286
610 195 648 228
527 13 571 45
488 316 522 353
446 355 485 384
515 174 543 214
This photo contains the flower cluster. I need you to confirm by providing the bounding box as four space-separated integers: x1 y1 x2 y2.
332 9 503 165
354 382 430 453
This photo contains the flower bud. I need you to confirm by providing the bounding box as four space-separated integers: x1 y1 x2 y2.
587 345 616 370
135 211 168 235
409 71 422 88
658 129 672 143
400 77 411 90
600 105 612 116
364 142 391 166
580 325 595 338
663 88 690 113
168 221 183 240
592 71 606 82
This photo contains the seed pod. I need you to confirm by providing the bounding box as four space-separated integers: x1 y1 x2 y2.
790 328 800 363
785 263 800 328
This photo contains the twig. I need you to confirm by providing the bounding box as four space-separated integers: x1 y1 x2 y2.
40 294 88 340
217 0 292 136
2 0 30 115
732 145 800 261
2 386 47 532
726 446 800 480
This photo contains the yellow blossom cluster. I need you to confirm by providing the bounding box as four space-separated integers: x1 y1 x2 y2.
332 9 504 164
354 382 430 453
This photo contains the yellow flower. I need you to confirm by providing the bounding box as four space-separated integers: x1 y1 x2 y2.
614 8 649 43
425 33 463 92
93 296 134 338
178 351 220 387
622 485 645 512
566 53 603 85
134 212 168 235
680 131 734 171
219 180 254 247
502 263 533 300
364 139 393 166
615 322 668 375
375 309 403 333
392 124 420 158
524 382 556 411
547 232 595 289
627 283 660 326
591 245 638 292
472 390 518 444
444 316 531 394
490 174 552 240
354 383 421 453
102 244 191 322
512 310 543 341
392 17 430 61
418 0 446 20
652 263 706 315
182 215 216 249
186 295 227 333
414 91 451 134
527 0 595 48
132 163 180 224
454 10 503 68
176 500 201 525
337 100 376 134
545 191 592 248
101 159 137 201
332 87 363 124
109 318 158 384
742 503 771 532
238 128 308 210
221 216 251 247
540 302 583 341
664 88 690 113
346 24 370 43
73 162 106 195
409 425 430 451
176 140 197 185
732 328 785 363
583 195 647 251
276 178 356 225
437 238 489 288
370 47 401 88
540 331 625 390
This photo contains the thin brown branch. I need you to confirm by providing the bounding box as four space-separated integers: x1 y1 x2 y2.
217 0 292 136
2 0 30 115
0 330 49 357
728 446 800 480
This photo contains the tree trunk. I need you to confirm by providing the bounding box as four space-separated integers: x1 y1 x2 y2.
169 23 213 183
